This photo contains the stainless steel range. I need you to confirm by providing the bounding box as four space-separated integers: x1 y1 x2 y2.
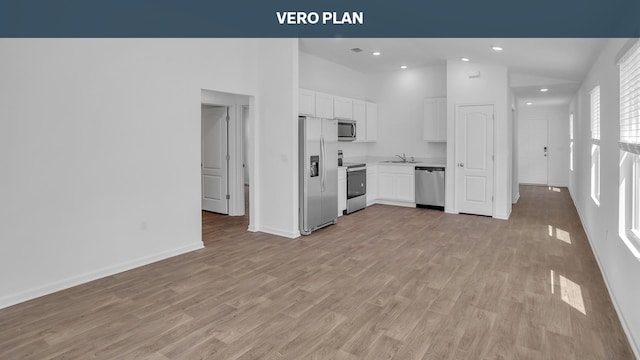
343 162 366 214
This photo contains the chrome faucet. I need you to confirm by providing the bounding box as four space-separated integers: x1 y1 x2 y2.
395 153 407 162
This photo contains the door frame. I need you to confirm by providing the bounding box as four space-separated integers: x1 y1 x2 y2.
453 103 497 217
201 102 250 218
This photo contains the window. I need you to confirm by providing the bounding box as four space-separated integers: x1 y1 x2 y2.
591 144 600 203
570 113 574 171
570 112 574 141
619 39 640 254
591 86 601 141
590 86 601 205
633 155 640 237
620 41 640 152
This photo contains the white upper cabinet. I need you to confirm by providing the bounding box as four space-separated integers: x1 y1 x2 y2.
298 90 376 140
333 96 353 120
315 92 334 119
353 100 367 142
423 97 446 142
366 102 378 142
298 89 316 116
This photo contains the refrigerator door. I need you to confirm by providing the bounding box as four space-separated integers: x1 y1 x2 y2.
321 119 339 224
300 117 323 234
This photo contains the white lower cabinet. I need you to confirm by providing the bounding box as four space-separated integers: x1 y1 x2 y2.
366 165 378 206
338 167 347 216
376 165 415 206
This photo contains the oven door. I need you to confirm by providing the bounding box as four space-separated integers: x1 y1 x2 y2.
346 167 366 199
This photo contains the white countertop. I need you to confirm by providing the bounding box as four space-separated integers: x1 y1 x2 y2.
342 156 446 168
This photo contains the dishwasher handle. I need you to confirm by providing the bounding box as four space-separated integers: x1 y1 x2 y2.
415 166 445 172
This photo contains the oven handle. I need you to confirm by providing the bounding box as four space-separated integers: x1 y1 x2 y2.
347 166 366 172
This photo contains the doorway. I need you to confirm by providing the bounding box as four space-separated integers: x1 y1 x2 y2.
519 117 548 185
455 104 495 216
200 89 253 228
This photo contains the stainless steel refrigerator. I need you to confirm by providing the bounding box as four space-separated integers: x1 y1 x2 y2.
299 116 338 235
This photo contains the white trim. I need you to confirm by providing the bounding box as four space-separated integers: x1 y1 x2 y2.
512 192 521 204
373 200 417 208
570 192 640 359
247 224 258 232
0 242 204 310
493 207 511 220
258 225 301 239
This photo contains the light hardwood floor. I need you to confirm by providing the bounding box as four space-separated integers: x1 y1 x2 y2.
0 185 634 359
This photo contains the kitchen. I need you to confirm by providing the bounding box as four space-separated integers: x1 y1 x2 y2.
298 42 472 234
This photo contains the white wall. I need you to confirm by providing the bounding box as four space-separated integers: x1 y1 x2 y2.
365 66 447 158
299 51 366 99
255 40 300 238
569 38 640 357
446 61 511 219
0 38 299 308
517 104 570 187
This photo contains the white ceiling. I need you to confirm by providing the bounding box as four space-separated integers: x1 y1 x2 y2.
299 38 607 106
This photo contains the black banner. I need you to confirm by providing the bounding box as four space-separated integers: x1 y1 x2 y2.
0 0 639 37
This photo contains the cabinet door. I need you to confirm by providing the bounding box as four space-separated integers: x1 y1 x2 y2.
353 100 366 142
334 97 353 120
299 89 315 116
366 102 378 142
436 98 447 141
395 173 415 202
315 93 334 119
366 167 378 205
423 98 437 141
378 173 395 200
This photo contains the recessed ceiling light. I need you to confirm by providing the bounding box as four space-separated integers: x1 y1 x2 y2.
460 57 470 62
540 88 549 92
526 102 533 105
491 46 503 51
372 51 381 56
400 65 407 69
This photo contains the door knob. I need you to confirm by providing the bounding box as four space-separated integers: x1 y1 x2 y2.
458 162 464 167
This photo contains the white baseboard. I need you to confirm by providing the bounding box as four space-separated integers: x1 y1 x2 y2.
493 208 511 220
0 242 204 310
374 200 416 208
512 192 520 204
570 192 640 359
247 224 258 232
258 225 300 239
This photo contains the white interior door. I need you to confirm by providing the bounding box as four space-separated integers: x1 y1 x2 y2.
519 118 548 184
455 105 494 216
202 106 228 214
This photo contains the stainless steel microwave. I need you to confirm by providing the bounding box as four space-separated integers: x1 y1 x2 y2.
338 119 356 141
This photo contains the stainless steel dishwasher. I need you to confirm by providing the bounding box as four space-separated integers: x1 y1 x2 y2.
415 166 445 209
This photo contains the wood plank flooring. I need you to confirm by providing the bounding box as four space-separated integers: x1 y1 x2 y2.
0 185 634 359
